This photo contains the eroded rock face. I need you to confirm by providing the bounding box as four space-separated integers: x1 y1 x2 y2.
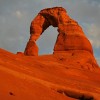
0 7 100 100
24 40 38 56
54 22 93 54
24 7 93 56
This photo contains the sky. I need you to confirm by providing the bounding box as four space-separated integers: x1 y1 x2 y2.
0 0 100 65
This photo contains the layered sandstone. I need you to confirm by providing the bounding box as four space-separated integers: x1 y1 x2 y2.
24 7 93 56
24 40 38 56
0 48 100 100
24 7 98 69
54 22 93 54
1 7 100 100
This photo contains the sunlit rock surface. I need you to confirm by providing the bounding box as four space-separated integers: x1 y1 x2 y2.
0 7 100 100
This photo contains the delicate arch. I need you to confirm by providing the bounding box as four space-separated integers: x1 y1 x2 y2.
29 7 69 41
24 7 93 56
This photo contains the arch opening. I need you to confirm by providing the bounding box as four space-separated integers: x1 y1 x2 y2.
36 26 58 55
24 7 93 56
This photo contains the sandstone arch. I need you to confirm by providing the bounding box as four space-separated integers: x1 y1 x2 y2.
24 7 93 56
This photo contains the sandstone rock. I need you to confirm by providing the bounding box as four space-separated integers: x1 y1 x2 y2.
24 7 93 56
24 7 70 55
24 7 99 69
54 23 93 54
0 48 100 100
0 7 100 100
24 40 38 56
16 52 24 56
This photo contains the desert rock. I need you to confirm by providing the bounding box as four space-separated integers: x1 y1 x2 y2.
0 48 100 100
24 7 93 56
24 40 38 56
0 7 100 100
24 7 98 69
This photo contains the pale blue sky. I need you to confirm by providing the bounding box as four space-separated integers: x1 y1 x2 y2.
0 0 100 65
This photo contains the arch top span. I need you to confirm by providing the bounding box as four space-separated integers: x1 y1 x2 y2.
29 7 71 41
24 7 93 56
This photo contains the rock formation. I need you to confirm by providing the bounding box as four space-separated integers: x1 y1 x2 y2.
24 7 99 69
24 7 93 55
0 7 100 100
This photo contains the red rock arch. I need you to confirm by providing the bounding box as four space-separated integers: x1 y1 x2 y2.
24 7 93 56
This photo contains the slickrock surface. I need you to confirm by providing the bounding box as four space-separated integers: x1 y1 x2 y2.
0 7 100 100
0 48 100 100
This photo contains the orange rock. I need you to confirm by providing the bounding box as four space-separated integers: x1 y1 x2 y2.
24 7 70 56
24 40 38 56
0 48 100 100
24 7 93 56
24 7 99 68
16 52 24 56
54 23 93 54
0 7 100 100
